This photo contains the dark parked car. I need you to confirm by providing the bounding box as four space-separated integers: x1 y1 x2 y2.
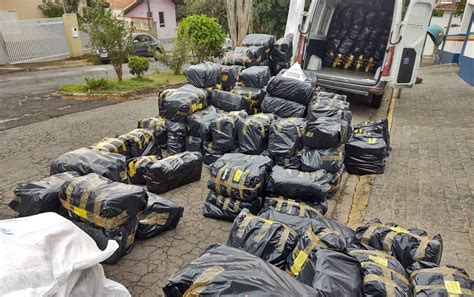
96 32 163 64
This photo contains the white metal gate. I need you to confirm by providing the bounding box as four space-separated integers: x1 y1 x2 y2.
0 18 70 64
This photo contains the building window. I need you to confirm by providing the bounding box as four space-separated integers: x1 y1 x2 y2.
159 11 165 27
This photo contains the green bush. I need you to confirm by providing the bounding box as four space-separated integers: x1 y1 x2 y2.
128 56 149 79
154 39 189 75
38 0 78 18
177 15 225 63
84 76 109 91
432 9 444 17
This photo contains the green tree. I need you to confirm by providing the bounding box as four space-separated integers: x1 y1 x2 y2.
177 15 225 63
81 0 133 82
154 39 189 74
252 0 290 38
128 56 149 79
38 0 79 18
176 0 227 32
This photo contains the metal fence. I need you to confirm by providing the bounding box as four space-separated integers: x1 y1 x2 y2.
0 18 69 64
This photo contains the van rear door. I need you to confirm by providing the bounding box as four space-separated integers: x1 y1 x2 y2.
389 0 435 87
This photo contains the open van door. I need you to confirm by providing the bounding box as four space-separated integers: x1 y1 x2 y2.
388 0 435 88
285 0 307 60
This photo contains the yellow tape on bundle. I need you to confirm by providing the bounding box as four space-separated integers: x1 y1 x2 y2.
139 212 169 225
184 266 225 296
290 250 308 276
369 255 389 267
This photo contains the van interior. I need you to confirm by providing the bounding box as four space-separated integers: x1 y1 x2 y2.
303 0 395 86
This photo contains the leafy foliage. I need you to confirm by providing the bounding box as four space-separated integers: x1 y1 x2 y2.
128 56 149 79
38 0 78 18
432 9 444 17
176 0 228 32
154 39 189 75
81 0 133 82
177 15 225 63
84 76 109 91
252 0 290 38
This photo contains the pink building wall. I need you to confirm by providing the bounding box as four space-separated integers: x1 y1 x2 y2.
126 0 177 39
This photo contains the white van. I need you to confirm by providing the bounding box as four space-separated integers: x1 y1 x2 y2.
286 0 435 107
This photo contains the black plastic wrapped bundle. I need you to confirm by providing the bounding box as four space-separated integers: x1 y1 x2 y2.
10 171 80 217
162 244 321 296
186 106 218 138
261 96 306 118
410 266 473 296
365 11 378 26
349 249 413 297
136 192 183 239
166 121 186 155
185 136 202 152
352 6 365 26
288 247 363 296
257 207 314 236
304 117 350 149
273 152 302 169
210 110 248 151
59 173 147 228
219 65 240 91
160 84 208 122
264 195 327 218
209 89 251 112
268 117 307 157
72 217 138 264
242 34 275 49
307 96 352 123
237 46 267 65
202 191 262 222
137 116 167 146
127 155 161 184
227 209 298 269
239 66 270 88
222 49 256 67
323 38 342 66
345 134 388 175
207 153 273 201
341 6 354 27
271 34 293 64
145 152 202 194
231 86 266 110
337 38 355 57
353 119 390 146
90 137 129 157
183 62 221 88
327 165 345 196
300 147 345 173
266 165 331 203
118 128 155 158
50 148 128 183
236 113 275 154
266 75 315 105
202 141 225 165
355 218 443 269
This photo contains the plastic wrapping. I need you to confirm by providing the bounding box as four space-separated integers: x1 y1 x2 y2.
210 110 248 151
145 152 202 194
202 141 225 165
410 266 473 296
90 137 129 157
162 244 320 296
239 66 271 88
227 209 298 269
304 117 350 149
59 173 147 227
166 121 187 155
208 153 273 201
127 155 161 184
353 118 390 147
273 153 302 169
209 89 251 112
185 136 202 152
266 75 315 105
222 46 266 67
202 191 262 222
355 218 443 268
264 195 326 218
268 117 307 157
160 84 208 122
231 86 266 110
349 249 413 297
183 62 221 88
307 95 352 123
261 96 306 118
219 65 240 91
271 34 293 63
10 171 79 217
327 165 345 196
266 165 331 203
186 106 218 138
72 217 139 265
137 116 167 146
300 147 345 173
242 34 275 49
345 134 388 175
118 128 155 158
136 192 184 239
237 113 275 154
50 148 128 183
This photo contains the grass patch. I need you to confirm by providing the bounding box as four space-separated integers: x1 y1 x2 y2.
59 72 186 94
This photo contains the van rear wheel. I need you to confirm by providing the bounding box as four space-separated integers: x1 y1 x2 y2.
370 94 383 108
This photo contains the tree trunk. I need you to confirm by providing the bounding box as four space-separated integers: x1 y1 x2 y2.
113 63 123 82
225 0 253 48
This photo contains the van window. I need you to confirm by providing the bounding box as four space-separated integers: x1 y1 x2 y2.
310 2 336 39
